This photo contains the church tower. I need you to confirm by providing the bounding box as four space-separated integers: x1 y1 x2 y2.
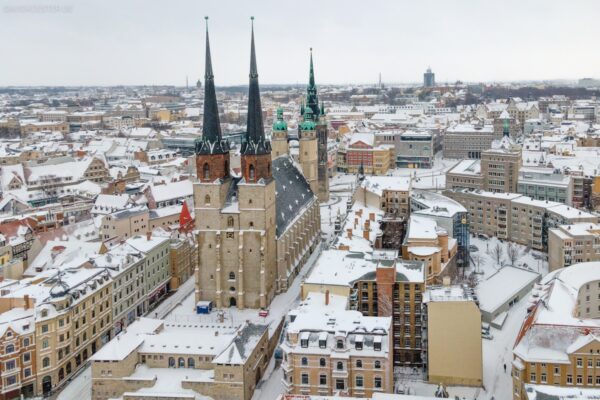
299 104 318 195
237 17 277 309
301 48 329 201
271 107 289 159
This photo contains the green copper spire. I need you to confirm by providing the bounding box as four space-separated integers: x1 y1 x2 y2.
196 16 229 156
272 107 287 131
305 48 320 119
503 117 510 137
300 105 316 131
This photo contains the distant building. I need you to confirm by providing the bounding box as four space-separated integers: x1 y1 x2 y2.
423 67 435 88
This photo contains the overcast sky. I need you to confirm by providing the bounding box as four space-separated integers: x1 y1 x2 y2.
1 0 599 86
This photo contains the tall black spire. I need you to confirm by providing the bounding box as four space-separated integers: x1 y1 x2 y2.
196 16 229 156
241 17 270 155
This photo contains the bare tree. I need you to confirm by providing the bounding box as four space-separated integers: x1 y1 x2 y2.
507 242 521 267
490 242 504 266
472 253 484 274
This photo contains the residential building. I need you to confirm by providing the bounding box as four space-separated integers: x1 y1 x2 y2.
90 318 270 400
357 176 411 219
445 159 483 191
443 123 494 159
281 292 394 397
100 206 149 241
422 283 483 387
300 249 426 367
518 168 573 205
512 262 600 399
0 307 36 399
480 126 522 193
548 223 600 270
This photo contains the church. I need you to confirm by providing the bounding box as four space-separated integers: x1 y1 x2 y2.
194 19 321 309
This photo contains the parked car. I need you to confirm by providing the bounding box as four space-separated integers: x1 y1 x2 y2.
259 308 269 317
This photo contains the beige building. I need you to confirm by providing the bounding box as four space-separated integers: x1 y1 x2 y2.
445 159 483 191
90 318 269 400
480 137 522 193
402 215 457 284
356 176 411 218
0 307 36 399
512 262 600 400
445 189 598 251
101 207 149 241
443 123 494 159
299 109 319 196
423 283 483 387
281 292 394 397
548 223 600 270
20 120 69 135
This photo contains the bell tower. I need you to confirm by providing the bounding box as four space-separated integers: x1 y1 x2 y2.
271 107 289 159
299 105 318 195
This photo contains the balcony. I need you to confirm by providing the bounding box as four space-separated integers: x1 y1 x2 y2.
332 369 349 378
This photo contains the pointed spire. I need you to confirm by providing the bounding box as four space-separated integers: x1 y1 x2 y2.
242 16 269 155
305 47 320 118
309 47 315 88
197 16 228 155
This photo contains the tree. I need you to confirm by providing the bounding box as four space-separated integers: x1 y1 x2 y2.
490 242 504 266
507 242 521 267
472 253 484 274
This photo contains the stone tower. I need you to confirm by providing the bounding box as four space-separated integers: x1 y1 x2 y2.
299 106 318 195
194 17 277 310
271 107 289 159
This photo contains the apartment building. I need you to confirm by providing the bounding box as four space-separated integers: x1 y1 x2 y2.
281 292 393 397
444 189 598 251
100 207 149 241
422 283 483 387
512 262 600 399
20 120 69 135
480 138 522 193
518 168 573 205
340 133 395 175
443 123 494 159
90 318 269 400
548 223 600 270
0 307 36 399
445 159 483 191
357 176 411 218
395 130 434 168
300 250 426 367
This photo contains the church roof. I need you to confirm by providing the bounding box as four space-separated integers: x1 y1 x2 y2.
272 156 316 237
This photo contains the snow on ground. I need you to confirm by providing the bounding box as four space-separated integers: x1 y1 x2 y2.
56 363 91 400
467 235 549 279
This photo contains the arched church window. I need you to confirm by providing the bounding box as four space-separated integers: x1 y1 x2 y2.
203 163 210 180
204 194 210 205
249 164 255 181
227 216 234 227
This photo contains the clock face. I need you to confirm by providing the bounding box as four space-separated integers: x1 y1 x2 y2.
461 218 467 224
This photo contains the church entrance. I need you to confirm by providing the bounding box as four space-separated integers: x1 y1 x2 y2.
229 297 237 307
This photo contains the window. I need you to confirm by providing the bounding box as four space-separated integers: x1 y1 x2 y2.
577 375 583 384
541 373 547 383
567 375 573 384
5 360 16 370
204 194 210 205
301 373 309 385
356 375 363 388
356 359 363 368
336 379 345 390
178 357 185 367
375 360 381 369
355 340 363 350
336 340 344 349
530 372 536 382
374 376 382 388
168 357 175 368
337 361 344 370
23 352 31 363
319 374 327 386
203 163 210 180
319 358 326 367
249 165 255 181
229 272 235 280
374 341 381 351
5 344 14 353
227 216 234 228
301 339 308 348
301 357 308 366
42 357 50 368
188 358 195 368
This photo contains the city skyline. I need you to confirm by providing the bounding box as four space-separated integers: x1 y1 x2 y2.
1 0 600 86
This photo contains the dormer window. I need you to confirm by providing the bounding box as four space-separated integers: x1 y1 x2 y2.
355 336 363 350
300 332 309 348
374 336 382 351
336 339 344 349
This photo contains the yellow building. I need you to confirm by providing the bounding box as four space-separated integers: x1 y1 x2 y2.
423 283 483 387
512 262 600 399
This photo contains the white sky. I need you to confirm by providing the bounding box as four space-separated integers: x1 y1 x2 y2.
1 0 599 86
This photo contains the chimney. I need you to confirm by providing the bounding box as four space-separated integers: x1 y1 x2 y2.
24 295 30 310
369 212 375 221
347 229 353 239
325 290 330 306
146 231 152 241
354 218 358 229
363 229 370 241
